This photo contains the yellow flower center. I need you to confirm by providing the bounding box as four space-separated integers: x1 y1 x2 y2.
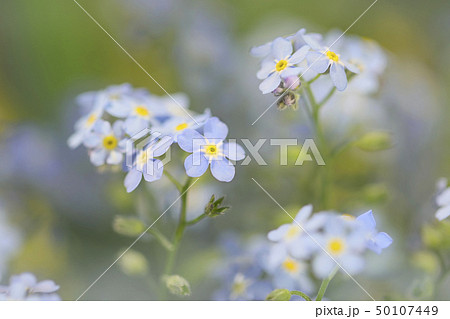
275 59 288 72
204 144 218 156
326 51 339 62
341 214 355 221
86 114 97 126
135 106 150 117
327 238 345 255
109 94 120 100
282 258 300 273
285 225 301 240
175 123 189 131
136 150 148 166
102 135 118 150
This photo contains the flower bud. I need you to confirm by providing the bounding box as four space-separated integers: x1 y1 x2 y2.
266 289 291 301
163 275 191 296
113 216 146 237
283 76 300 90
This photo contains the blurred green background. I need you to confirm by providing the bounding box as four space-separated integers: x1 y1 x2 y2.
0 0 449 300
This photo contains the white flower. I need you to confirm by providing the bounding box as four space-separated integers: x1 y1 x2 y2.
0 273 60 301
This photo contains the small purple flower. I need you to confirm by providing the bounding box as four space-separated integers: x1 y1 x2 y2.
177 117 245 182
356 210 393 254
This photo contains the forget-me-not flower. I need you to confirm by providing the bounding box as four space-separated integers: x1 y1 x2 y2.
356 210 393 254
256 37 310 94
178 117 245 182
307 46 359 91
311 215 367 279
83 120 126 166
0 273 60 301
267 204 327 259
124 135 173 193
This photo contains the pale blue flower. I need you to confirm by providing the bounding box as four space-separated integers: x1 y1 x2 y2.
83 120 126 167
106 95 167 136
153 108 211 142
356 210 393 254
341 36 387 94
263 244 314 293
257 37 310 94
178 117 245 182
67 101 104 149
311 215 366 279
124 135 173 192
267 205 326 259
435 178 450 221
306 46 359 91
0 273 60 301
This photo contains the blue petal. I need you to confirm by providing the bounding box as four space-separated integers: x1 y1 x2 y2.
289 45 310 64
294 204 313 223
223 142 245 161
184 153 209 177
306 51 330 73
90 148 107 166
267 224 290 242
272 37 293 60
210 158 235 182
203 117 229 141
356 210 376 230
256 61 276 80
330 62 347 91
125 117 148 136
124 169 142 193
143 159 164 182
178 129 205 153
259 73 281 94
374 232 393 250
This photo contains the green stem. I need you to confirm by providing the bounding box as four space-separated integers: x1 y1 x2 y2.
303 83 331 209
290 290 312 301
186 213 207 226
307 74 321 84
318 87 337 107
148 228 174 251
163 170 183 192
316 267 339 301
164 177 193 276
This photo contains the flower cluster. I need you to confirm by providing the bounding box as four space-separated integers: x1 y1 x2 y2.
68 84 245 192
0 273 60 301
251 28 386 110
268 205 392 280
435 178 450 221
213 206 392 300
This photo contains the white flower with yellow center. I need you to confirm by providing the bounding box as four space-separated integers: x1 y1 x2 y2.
83 120 126 167
67 103 104 149
256 37 310 94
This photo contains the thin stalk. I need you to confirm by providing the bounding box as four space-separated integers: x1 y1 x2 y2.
163 170 183 192
186 213 207 226
164 177 193 276
316 266 339 301
290 290 312 301
148 228 174 251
